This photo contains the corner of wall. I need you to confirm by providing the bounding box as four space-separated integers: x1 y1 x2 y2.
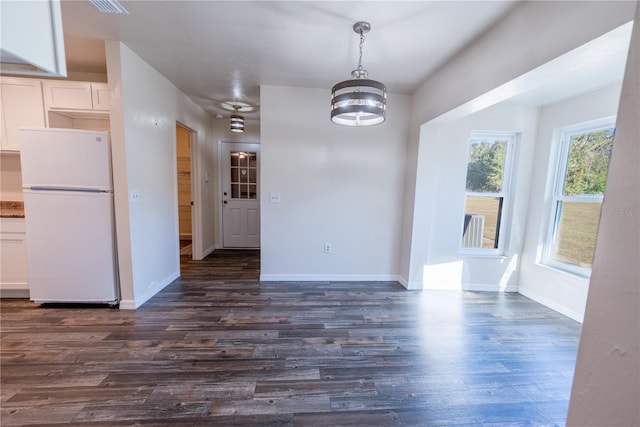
119 269 180 310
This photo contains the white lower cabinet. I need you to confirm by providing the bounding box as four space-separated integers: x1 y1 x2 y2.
0 218 29 297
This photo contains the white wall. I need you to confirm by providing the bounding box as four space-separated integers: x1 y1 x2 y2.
518 84 622 321
260 85 410 281
105 41 212 309
568 5 639 423
401 0 636 287
405 104 537 290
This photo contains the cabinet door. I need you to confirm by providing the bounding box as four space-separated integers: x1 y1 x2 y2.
43 80 93 110
91 83 110 111
0 0 66 77
0 220 29 292
0 77 45 152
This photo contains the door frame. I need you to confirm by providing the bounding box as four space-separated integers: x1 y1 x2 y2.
218 140 261 248
176 122 201 260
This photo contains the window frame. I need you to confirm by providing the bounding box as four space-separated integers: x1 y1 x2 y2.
460 131 517 257
541 116 616 277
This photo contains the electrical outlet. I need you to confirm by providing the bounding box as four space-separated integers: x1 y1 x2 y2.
324 243 332 254
270 192 281 203
130 191 140 202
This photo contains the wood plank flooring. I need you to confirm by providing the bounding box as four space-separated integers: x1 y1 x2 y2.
1 250 582 426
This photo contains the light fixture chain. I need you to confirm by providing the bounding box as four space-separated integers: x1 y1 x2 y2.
358 32 365 69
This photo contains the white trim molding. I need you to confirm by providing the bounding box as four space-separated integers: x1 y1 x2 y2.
0 289 30 298
463 283 518 292
259 274 405 284
518 286 584 322
119 270 180 310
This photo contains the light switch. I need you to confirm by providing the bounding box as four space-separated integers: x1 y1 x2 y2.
270 192 281 203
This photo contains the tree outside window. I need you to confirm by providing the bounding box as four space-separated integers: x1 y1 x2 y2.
461 133 515 255
544 119 615 274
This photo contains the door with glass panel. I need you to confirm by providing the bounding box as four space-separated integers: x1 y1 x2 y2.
221 142 260 248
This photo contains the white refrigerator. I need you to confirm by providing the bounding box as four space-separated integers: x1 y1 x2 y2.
19 128 119 304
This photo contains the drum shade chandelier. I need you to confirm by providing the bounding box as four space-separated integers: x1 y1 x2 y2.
230 105 245 133
331 21 387 126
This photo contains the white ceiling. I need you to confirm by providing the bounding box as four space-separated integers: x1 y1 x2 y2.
60 0 520 119
59 1 631 121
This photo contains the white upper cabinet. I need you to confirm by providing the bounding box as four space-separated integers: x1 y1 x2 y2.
44 80 110 111
91 83 110 111
0 0 67 77
44 80 92 110
0 78 109 152
0 77 46 152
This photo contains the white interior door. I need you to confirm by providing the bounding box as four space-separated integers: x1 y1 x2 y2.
222 142 260 248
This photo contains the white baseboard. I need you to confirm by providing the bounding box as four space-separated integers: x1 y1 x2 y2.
201 244 216 259
400 282 517 292
397 278 429 290
405 281 424 290
255 276 516 292
259 274 403 283
119 270 180 310
397 276 409 289
518 286 584 322
463 283 518 292
118 299 136 310
0 289 30 298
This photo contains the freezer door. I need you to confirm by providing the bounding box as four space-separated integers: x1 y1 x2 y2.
23 190 119 303
19 128 112 191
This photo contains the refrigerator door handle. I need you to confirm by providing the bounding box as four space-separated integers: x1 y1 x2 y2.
29 186 109 193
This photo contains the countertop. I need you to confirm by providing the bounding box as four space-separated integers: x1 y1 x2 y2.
0 201 25 218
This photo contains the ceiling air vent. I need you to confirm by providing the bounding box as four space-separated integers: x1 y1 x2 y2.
89 0 129 14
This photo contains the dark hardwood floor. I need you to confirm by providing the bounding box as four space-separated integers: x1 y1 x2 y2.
1 250 582 426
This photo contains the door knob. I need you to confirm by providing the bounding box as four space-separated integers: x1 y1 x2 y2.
223 200 228 204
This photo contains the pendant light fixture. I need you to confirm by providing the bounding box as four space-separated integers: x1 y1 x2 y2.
230 105 245 133
331 21 387 126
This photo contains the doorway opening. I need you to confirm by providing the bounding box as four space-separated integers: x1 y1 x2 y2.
220 142 261 248
176 123 194 258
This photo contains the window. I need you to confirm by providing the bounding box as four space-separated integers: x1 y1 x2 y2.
230 151 258 199
543 118 615 275
461 132 515 255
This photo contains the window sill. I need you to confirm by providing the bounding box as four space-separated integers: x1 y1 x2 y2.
537 262 591 280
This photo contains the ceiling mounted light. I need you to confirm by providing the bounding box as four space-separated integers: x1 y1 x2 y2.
221 101 253 113
230 105 245 133
331 21 387 127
